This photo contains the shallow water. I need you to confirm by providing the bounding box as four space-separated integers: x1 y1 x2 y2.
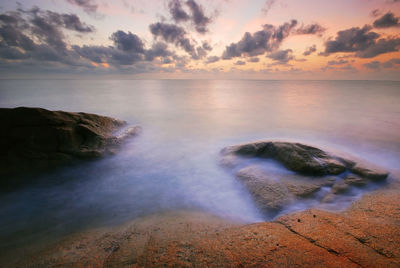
0 79 399 255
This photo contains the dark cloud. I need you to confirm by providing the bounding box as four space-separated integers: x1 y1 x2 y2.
166 0 213 34
364 60 380 69
373 12 400 28
383 58 400 68
205 55 219 64
110 30 145 53
303 44 316 56
323 25 400 58
296 23 326 35
327 59 348 65
72 45 112 63
149 22 197 58
60 13 95 32
267 49 293 64
262 0 277 15
145 42 173 61
0 7 153 69
66 0 98 15
168 0 190 22
186 0 212 33
248 57 260 62
371 9 381 17
202 41 212 51
234 60 246 65
221 20 297 59
0 7 95 56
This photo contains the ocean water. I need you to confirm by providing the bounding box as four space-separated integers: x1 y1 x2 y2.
0 79 399 255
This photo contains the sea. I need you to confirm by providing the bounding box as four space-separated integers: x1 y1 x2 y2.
0 79 399 259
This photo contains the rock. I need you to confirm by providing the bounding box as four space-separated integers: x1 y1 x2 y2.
331 181 350 194
0 107 139 185
236 166 292 212
20 188 400 267
344 175 368 186
350 164 389 181
321 193 336 203
223 141 349 176
279 175 327 197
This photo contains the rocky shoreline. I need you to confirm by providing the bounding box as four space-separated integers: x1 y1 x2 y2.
13 180 400 267
0 107 139 190
1 108 399 267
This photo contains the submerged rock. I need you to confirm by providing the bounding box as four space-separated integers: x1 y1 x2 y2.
221 141 389 214
0 107 140 185
350 164 389 181
236 166 292 212
343 175 368 186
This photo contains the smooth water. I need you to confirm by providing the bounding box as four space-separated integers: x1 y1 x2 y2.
0 79 399 254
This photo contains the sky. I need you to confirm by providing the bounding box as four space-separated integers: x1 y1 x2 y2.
0 0 400 79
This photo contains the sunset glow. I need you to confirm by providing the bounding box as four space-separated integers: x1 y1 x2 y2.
0 0 399 79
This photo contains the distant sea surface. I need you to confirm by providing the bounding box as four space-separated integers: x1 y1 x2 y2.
0 80 399 257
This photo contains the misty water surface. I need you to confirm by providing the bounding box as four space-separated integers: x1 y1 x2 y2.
0 79 399 253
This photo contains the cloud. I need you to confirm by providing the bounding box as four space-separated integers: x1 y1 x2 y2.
327 59 348 65
110 30 145 53
323 25 400 58
186 0 212 33
145 42 173 61
364 60 380 69
296 23 326 36
303 44 316 56
202 41 212 51
262 0 277 15
0 7 95 54
248 57 260 62
382 58 400 68
65 0 98 15
267 49 293 64
221 20 297 59
149 22 197 58
234 60 246 65
167 0 212 34
0 7 174 70
168 0 190 22
373 12 400 28
205 55 219 64
371 9 381 17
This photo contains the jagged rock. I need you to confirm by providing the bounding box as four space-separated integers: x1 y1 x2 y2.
0 107 139 185
236 166 292 212
221 140 390 213
350 164 389 181
280 175 334 197
344 175 368 186
223 141 350 176
331 181 350 194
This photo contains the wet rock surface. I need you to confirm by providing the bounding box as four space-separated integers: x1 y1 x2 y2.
221 141 389 215
0 107 139 187
13 186 400 267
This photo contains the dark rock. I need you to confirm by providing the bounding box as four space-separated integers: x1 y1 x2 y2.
0 107 139 186
344 175 368 186
331 181 350 194
350 165 389 181
223 141 348 176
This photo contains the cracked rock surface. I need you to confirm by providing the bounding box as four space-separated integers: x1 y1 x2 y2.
12 183 400 267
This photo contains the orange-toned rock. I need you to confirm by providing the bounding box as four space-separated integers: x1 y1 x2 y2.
14 182 400 267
